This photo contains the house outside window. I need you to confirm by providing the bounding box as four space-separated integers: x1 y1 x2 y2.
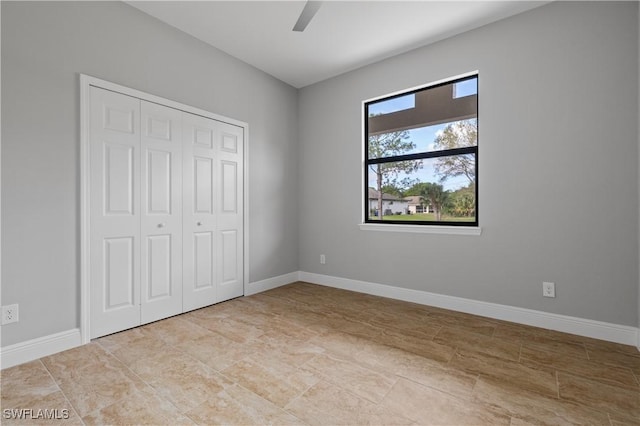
364 74 478 226
367 188 409 217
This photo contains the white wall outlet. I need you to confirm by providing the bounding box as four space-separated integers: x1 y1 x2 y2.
320 254 326 265
2 304 19 325
543 282 555 298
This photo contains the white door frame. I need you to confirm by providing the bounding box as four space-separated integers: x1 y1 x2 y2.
80 74 249 344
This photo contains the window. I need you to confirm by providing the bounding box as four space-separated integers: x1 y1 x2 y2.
364 74 478 227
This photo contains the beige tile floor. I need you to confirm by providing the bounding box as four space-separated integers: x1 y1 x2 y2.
1 282 639 425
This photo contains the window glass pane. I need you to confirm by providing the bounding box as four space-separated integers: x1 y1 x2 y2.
454 77 478 98
365 74 478 227
367 155 476 222
368 118 477 159
368 93 415 115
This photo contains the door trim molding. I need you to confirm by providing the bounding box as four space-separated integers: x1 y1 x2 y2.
79 74 249 344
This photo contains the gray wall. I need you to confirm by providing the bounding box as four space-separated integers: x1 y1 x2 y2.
298 1 640 326
2 1 639 350
1 1 299 346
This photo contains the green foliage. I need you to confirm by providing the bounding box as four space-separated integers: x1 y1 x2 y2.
418 183 448 221
433 119 477 184
446 184 475 217
405 182 430 197
381 184 404 198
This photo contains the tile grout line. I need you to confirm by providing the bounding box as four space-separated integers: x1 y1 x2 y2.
632 369 640 387
607 412 614 426
39 359 86 426
517 344 523 363
377 373 400 404
102 339 189 420
398 368 476 403
581 342 589 361
302 353 397 406
584 345 593 361
468 372 480 399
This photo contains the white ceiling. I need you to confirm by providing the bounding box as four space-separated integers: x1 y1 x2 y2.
127 1 549 88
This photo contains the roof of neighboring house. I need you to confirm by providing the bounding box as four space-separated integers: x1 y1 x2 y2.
368 188 407 201
404 195 423 205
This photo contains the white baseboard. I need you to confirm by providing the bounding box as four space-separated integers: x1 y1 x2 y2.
299 271 640 348
245 271 300 296
0 328 82 370
2 271 636 370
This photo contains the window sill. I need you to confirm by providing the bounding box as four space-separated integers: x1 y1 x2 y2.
359 223 482 235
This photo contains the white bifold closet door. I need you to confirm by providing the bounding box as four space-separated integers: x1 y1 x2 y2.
89 88 142 338
139 101 183 325
89 86 243 339
182 114 244 311
215 121 244 302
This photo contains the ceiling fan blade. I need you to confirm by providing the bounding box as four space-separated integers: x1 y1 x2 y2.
292 1 322 32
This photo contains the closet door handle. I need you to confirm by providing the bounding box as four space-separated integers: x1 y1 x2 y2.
157 223 165 228
196 222 203 226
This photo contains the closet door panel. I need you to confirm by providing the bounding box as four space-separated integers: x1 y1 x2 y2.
194 231 214 289
146 235 172 298
140 101 183 324
90 87 141 339
220 230 238 283
104 143 135 214
182 113 218 311
103 237 135 308
194 157 213 213
217 123 244 301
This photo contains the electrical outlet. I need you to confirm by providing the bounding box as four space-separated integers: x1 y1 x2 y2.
320 254 326 265
2 304 19 325
543 282 555 298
